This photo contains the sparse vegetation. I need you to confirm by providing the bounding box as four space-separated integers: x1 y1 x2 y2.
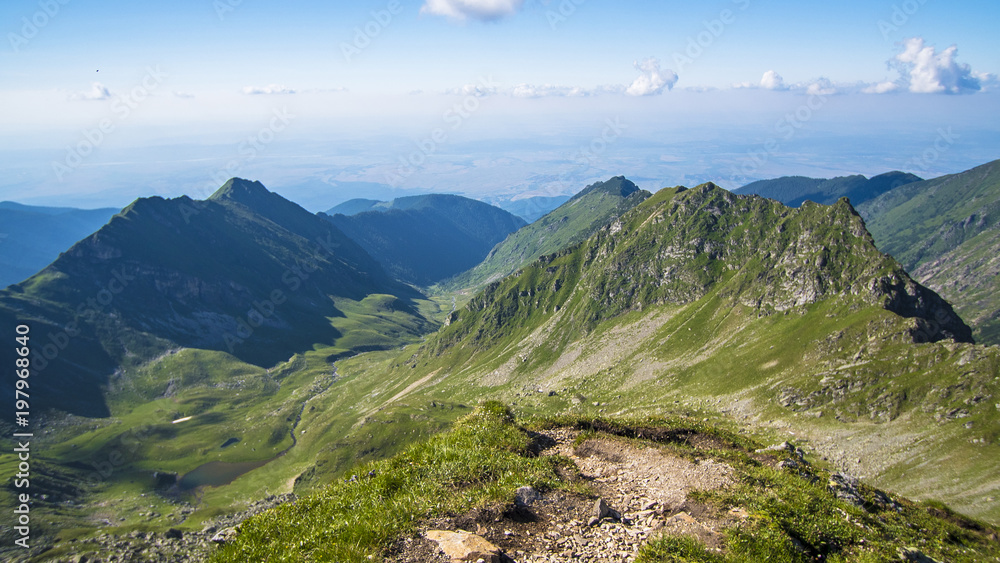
212 403 571 562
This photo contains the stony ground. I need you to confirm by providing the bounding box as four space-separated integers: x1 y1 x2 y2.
43 494 293 563
388 428 748 563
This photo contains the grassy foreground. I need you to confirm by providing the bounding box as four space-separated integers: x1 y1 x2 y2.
212 402 570 562
212 405 1000 563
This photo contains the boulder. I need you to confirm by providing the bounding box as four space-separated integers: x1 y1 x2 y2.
425 530 503 563
210 527 238 545
514 486 541 507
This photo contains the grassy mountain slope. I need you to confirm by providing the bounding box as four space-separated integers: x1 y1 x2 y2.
0 178 433 416
447 177 651 290
298 183 996 522
7 181 999 561
857 159 1000 344
322 194 526 286
0 202 119 288
214 405 1000 563
735 171 922 207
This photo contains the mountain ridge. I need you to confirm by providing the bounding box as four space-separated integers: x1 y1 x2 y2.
446 176 651 290
735 171 923 207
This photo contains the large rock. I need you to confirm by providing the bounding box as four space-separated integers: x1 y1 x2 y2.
425 530 503 563
210 527 238 545
514 486 541 507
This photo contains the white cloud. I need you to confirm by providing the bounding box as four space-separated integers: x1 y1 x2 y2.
445 83 498 97
759 70 787 91
975 72 999 92
626 58 678 96
173 90 195 99
731 70 788 91
242 84 296 95
511 84 590 98
421 0 524 22
69 82 111 101
806 78 838 96
862 81 900 94
892 37 981 94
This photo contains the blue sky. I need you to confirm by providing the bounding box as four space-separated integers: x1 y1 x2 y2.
1 0 998 207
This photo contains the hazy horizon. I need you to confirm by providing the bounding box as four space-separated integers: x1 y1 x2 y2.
2 0 998 210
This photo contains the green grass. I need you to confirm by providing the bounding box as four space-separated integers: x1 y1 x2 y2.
856 160 1000 344
210 409 999 563
444 177 650 291
211 402 572 562
637 536 726 563
4 181 1000 561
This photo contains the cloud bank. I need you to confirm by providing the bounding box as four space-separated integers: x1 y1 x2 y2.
243 84 297 95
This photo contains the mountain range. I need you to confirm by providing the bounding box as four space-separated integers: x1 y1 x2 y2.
734 171 923 207
2 165 999 561
448 176 650 290
210 182 999 563
0 179 432 416
322 194 526 286
857 159 1000 345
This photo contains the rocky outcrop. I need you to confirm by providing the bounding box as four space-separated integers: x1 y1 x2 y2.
425 530 504 563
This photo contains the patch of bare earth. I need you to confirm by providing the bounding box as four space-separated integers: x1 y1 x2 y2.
386 429 742 563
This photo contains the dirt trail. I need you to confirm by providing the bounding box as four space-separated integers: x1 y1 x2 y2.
390 429 743 563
